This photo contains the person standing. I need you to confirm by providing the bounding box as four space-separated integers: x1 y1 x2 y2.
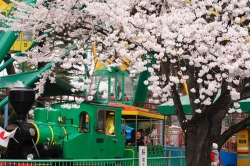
105 112 115 137
130 131 145 146
210 143 222 166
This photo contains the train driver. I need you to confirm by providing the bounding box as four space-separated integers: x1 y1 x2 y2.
105 111 115 137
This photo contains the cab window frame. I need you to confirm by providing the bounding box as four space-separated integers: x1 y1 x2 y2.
79 111 90 133
96 109 115 134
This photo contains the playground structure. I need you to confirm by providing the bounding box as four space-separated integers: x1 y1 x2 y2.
0 0 167 164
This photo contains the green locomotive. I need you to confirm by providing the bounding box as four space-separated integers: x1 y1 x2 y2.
3 67 164 161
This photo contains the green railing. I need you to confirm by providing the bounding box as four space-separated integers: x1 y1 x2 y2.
0 157 186 166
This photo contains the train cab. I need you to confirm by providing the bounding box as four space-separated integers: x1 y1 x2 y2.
88 66 135 105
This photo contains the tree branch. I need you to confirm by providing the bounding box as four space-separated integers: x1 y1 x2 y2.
171 84 187 129
219 116 250 146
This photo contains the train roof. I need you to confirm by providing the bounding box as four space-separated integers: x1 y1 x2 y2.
108 103 164 122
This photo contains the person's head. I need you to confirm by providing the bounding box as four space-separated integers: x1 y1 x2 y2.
212 143 218 150
117 85 122 92
106 111 114 118
138 129 145 137
136 131 142 140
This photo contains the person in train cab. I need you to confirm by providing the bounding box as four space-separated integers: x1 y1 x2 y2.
110 93 115 101
127 130 144 147
138 129 146 144
105 112 115 137
210 143 222 166
117 85 122 101
126 129 135 146
131 131 145 150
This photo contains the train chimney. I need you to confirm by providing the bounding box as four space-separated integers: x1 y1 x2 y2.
8 87 35 121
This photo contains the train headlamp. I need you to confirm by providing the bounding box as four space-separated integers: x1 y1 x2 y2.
27 154 34 160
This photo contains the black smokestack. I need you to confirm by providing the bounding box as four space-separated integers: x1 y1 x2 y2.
8 87 35 121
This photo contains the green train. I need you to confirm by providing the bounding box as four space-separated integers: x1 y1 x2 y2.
2 68 164 161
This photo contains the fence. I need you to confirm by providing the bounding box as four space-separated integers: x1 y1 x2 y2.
0 156 186 166
153 124 236 152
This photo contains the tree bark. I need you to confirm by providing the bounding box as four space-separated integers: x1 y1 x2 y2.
185 121 212 166
165 115 172 126
4 53 15 75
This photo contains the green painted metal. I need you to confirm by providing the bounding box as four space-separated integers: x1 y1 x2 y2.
45 102 126 159
158 95 192 115
133 70 150 105
0 31 18 63
92 66 134 105
47 109 61 123
0 55 15 72
0 0 36 64
133 53 156 105
0 156 186 166
34 108 47 123
0 31 48 73
123 145 164 159
0 35 83 109
158 92 250 115
0 69 78 108
0 69 76 96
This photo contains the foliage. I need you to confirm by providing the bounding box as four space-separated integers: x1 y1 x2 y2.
2 0 250 165
15 61 75 85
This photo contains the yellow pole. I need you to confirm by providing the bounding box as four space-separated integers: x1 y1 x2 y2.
237 129 249 166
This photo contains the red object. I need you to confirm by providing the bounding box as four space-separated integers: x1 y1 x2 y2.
0 163 35 166
210 151 222 165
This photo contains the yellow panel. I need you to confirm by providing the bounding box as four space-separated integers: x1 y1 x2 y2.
10 33 22 52
11 41 22 52
92 44 104 70
0 0 7 8
237 129 249 166
0 3 13 14
10 32 33 52
20 41 33 51
237 158 248 166
237 129 248 148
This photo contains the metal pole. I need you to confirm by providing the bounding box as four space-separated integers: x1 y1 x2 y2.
4 104 8 128
135 115 137 146
150 118 152 145
162 116 165 146
159 120 163 145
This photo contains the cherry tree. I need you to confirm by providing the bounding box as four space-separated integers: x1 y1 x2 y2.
1 0 250 165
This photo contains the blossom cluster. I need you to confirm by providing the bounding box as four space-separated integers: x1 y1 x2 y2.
2 0 250 113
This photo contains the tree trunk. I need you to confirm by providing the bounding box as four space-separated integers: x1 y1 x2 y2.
166 115 172 126
36 62 47 108
185 119 214 166
4 53 15 75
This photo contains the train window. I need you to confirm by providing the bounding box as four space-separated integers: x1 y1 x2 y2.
110 76 115 101
124 76 134 101
98 75 109 102
105 111 115 135
96 110 105 132
96 110 115 135
88 75 101 101
117 76 122 101
80 112 89 133
23 31 33 41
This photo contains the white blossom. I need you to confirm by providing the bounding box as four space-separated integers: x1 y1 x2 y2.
195 109 202 113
